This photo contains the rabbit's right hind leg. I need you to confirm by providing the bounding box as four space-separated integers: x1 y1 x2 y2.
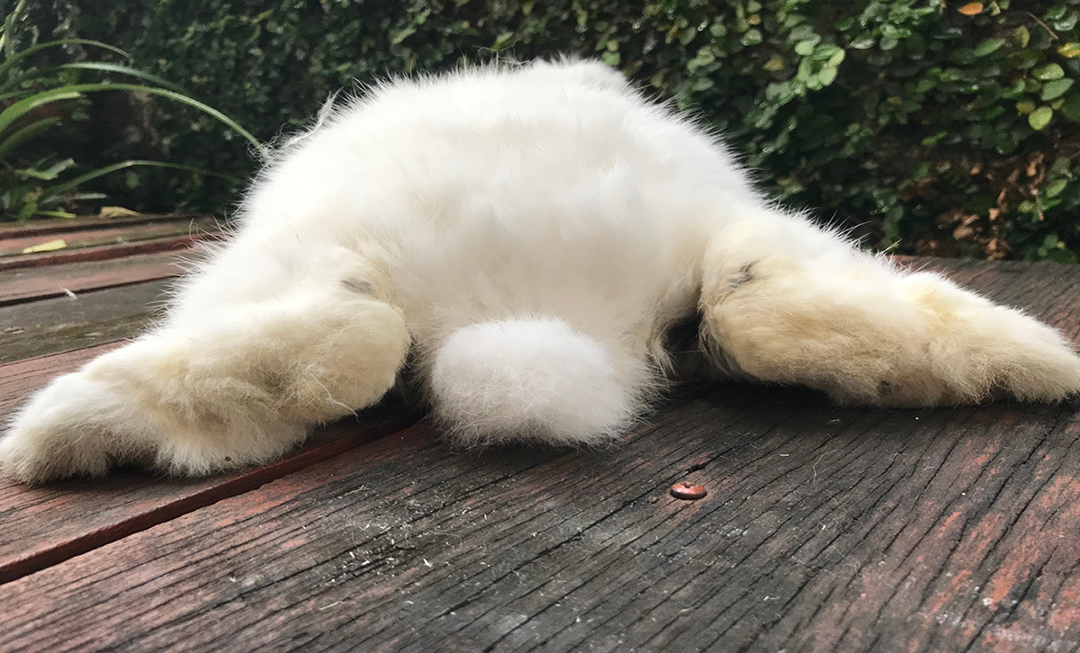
698 210 1080 406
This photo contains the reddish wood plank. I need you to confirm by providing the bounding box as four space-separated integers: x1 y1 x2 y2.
1 259 1076 652
0 216 218 258
0 405 418 586
0 343 125 415
0 344 419 585
0 279 170 364
4 391 1077 652
0 288 419 587
0 250 188 306
0 235 212 272
0 213 202 239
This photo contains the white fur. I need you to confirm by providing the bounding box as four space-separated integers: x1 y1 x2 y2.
2 59 1079 482
431 318 645 445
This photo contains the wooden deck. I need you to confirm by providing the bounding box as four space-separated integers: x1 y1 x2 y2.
1 218 1079 652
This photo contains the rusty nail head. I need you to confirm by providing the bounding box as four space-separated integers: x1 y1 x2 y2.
670 482 707 500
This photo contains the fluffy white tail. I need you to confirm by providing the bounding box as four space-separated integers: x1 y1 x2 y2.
429 318 641 446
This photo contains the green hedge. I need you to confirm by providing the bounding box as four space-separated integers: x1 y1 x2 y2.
53 1 1080 260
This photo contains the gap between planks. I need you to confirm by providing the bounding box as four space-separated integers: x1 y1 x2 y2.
0 235 214 272
0 257 1075 599
0 213 205 239
0 250 189 307
0 342 423 586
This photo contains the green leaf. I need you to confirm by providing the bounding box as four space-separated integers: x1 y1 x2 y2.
1002 79 1026 99
0 116 59 159
18 158 75 181
1045 179 1068 198
818 67 838 86
0 84 264 156
688 49 716 70
1015 26 1030 48
1033 63 1065 80
389 27 416 45
491 31 515 51
974 38 1005 56
1041 78 1074 100
42 160 235 200
1053 12 1078 32
1028 105 1053 130
57 62 187 93
1062 92 1080 120
691 76 714 91
0 39 131 87
742 29 763 46
1043 247 1079 264
0 0 27 59
1045 6 1068 21
0 89 82 138
794 40 816 56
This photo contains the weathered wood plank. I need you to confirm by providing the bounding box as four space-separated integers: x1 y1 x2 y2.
0 343 125 415
0 216 218 259
0 279 170 363
1 259 1077 652
0 286 422 588
0 250 187 306
0 213 202 239
0 404 419 585
4 389 1077 652
0 235 210 272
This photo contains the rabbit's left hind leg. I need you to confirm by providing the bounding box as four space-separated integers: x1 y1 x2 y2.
0 249 411 483
698 209 1080 406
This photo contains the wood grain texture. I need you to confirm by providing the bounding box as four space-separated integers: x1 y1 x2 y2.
0 343 126 415
0 213 203 239
0 235 211 272
0 216 218 259
0 250 188 306
2 259 1077 653
0 404 420 586
0 284 420 588
4 390 1077 652
0 279 170 363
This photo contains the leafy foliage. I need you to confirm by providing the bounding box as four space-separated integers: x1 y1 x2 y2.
61 1 1080 260
0 0 260 221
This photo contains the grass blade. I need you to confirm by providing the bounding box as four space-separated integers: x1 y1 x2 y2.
0 39 131 82
0 0 28 60
0 82 265 155
0 115 59 159
42 159 236 199
0 88 81 136
57 62 187 93
0 83 264 155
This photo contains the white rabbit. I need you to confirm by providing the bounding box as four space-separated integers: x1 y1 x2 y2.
3 59 1079 483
